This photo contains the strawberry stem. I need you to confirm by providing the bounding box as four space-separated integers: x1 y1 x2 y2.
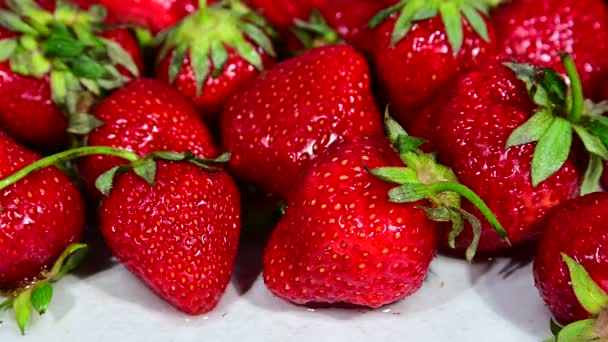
562 54 584 124
0 146 139 191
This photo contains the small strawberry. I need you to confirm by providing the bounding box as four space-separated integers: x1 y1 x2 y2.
367 0 497 130
155 0 276 123
263 118 506 307
96 151 241 315
0 0 142 147
493 0 608 99
220 44 383 198
0 131 87 334
79 78 217 200
533 193 608 340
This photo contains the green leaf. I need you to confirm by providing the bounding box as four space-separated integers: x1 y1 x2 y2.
50 70 68 106
556 319 598 342
384 111 409 146
542 68 568 108
439 1 464 55
0 9 36 34
190 42 211 98
416 206 451 222
168 43 188 84
70 57 108 79
447 208 464 249
562 254 608 315
101 38 140 78
388 183 430 203
48 244 89 282
390 0 422 46
231 38 262 74
531 118 572 187
150 151 186 161
30 281 53 315
503 62 551 107
0 298 13 311
581 155 604 196
506 108 555 149
0 39 17 61
210 40 229 78
461 5 489 42
551 319 563 336
95 166 121 197
369 167 419 184
133 158 157 186
67 113 104 135
241 22 276 58
457 207 483 262
395 134 427 154
573 126 608 160
42 24 86 58
13 290 31 335
369 1 404 28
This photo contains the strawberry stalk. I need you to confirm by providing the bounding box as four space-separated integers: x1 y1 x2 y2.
563 54 584 124
290 10 341 51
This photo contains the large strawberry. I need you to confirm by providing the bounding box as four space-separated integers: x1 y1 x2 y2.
0 0 142 147
492 0 608 100
263 119 506 307
534 193 608 340
221 44 383 198
429 55 608 252
79 78 217 200
155 0 276 123
367 0 497 130
0 131 87 334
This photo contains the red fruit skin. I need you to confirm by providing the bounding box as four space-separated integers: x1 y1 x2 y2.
221 44 383 198
493 0 608 100
99 0 199 34
0 132 85 289
246 0 312 50
79 79 217 199
433 58 581 252
156 47 275 123
603 164 607 189
534 193 608 325
263 136 437 307
370 13 496 131
99 161 241 314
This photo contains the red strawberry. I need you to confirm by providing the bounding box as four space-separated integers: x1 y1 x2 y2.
367 0 497 130
534 193 608 328
98 155 241 315
220 44 383 198
79 78 217 199
493 0 608 100
0 0 142 147
0 131 86 333
263 135 438 307
246 0 312 49
429 55 608 252
155 0 276 123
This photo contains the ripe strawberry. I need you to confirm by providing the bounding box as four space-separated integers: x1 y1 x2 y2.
429 55 608 252
155 0 276 123
0 131 87 333
98 154 241 314
493 0 608 99
534 193 608 331
0 0 142 147
220 44 383 198
246 0 312 49
367 0 497 130
79 78 217 199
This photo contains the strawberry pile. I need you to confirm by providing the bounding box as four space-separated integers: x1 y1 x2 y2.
0 0 607 339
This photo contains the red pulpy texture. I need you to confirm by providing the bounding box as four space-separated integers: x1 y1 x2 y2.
0 131 85 289
534 192 608 325
263 135 437 308
0 0 142 148
493 0 608 100
432 57 581 252
370 12 495 131
79 79 217 199
221 44 383 198
99 161 241 314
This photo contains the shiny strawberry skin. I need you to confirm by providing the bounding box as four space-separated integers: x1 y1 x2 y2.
263 136 437 307
534 192 608 324
0 132 85 289
79 79 217 199
156 47 275 123
99 0 199 34
99 161 241 314
370 14 495 130
493 0 608 100
221 44 383 198
432 58 581 252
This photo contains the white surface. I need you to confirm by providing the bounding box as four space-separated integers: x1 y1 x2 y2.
0 239 550 342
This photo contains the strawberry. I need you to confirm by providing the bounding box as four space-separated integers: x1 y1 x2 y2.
155 0 276 123
96 152 241 315
428 55 608 252
493 0 608 100
246 0 312 49
220 44 383 198
0 131 87 333
367 0 497 130
0 0 142 147
263 119 506 306
79 78 217 200
533 193 608 340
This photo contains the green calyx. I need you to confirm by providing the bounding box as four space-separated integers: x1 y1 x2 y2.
369 0 500 54
0 243 88 335
0 0 140 136
156 0 276 97
370 112 508 261
504 54 608 193
290 9 341 52
545 254 608 342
